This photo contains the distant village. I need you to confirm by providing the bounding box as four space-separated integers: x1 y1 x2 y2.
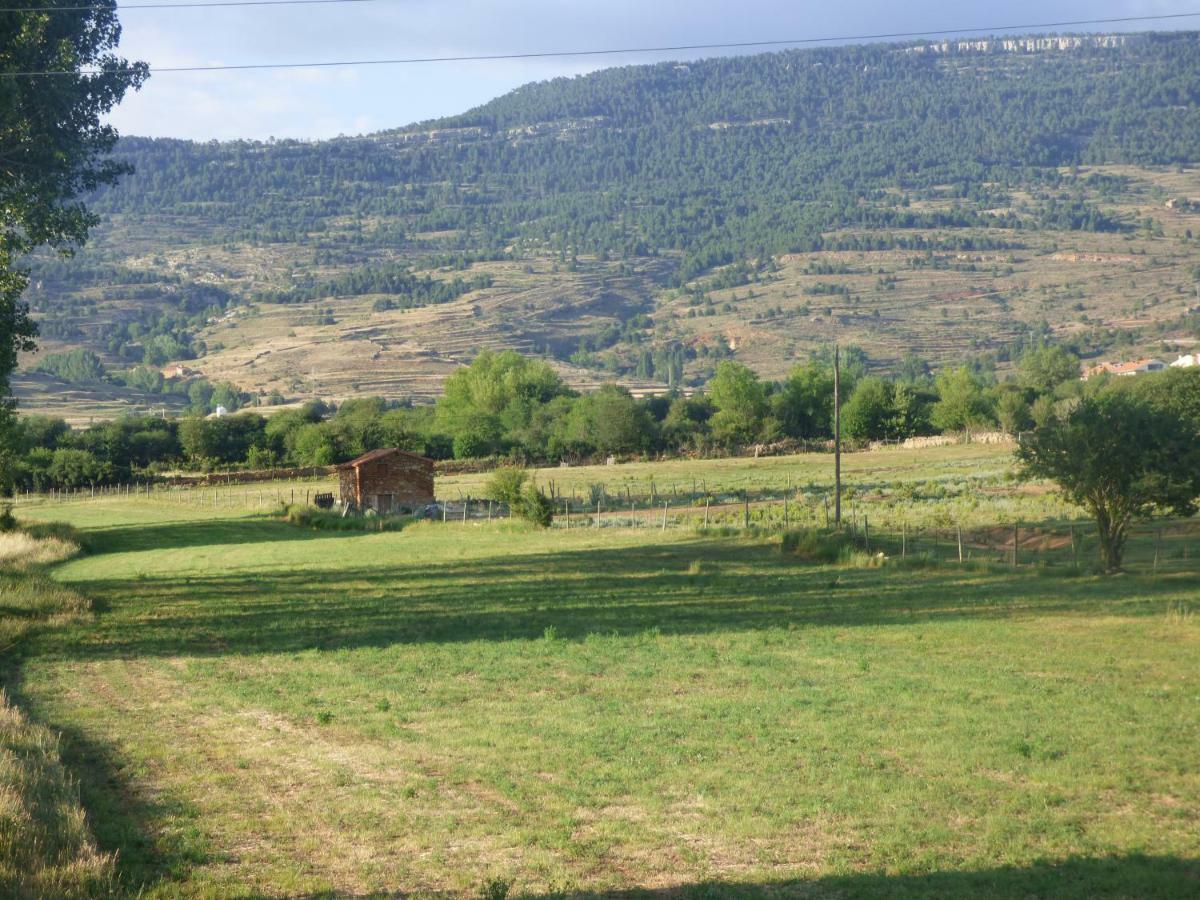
1081 353 1200 380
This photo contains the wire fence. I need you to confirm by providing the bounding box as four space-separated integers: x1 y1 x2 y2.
13 480 1200 573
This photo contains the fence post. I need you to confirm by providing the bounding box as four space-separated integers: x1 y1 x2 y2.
957 525 963 563
596 499 601 529
784 495 789 530
743 493 750 530
463 497 469 523
565 502 570 530
1013 522 1019 568
864 517 870 554
662 501 668 532
902 522 907 557
1070 525 1078 568
704 498 710 528
1154 527 1162 576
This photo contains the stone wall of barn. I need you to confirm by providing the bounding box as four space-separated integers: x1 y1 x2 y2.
352 455 435 511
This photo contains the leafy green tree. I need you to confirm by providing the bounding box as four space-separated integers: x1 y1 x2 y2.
187 379 215 413
33 348 106 382
931 366 994 432
290 423 337 466
773 363 833 439
1 2 145 411
561 385 653 456
1030 394 1058 430
896 351 932 385
436 350 568 457
661 395 713 451
47 448 110 487
210 382 241 412
996 390 1032 435
142 334 187 366
1018 345 1080 394
1017 390 1200 572
708 361 767 446
841 377 894 442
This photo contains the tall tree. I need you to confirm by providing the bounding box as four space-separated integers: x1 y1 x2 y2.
1 0 146 476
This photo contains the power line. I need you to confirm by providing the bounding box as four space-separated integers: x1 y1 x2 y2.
4 10 1200 77
1 0 372 9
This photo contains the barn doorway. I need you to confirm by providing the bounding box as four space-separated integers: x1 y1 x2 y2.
375 494 393 514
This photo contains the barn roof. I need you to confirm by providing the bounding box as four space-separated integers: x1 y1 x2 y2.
335 447 433 470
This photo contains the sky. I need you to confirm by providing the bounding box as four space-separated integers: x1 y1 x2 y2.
105 0 1197 141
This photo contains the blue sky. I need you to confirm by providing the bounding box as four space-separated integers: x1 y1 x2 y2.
106 0 1195 140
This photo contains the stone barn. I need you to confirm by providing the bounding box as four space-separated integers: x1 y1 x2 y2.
335 448 435 514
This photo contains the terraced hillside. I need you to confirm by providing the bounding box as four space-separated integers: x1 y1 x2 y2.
19 33 1200 416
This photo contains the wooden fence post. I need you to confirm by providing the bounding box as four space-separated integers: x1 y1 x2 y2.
901 522 907 558
1070 525 1078 568
743 494 750 530
662 501 668 532
957 525 963 563
1013 522 1020 568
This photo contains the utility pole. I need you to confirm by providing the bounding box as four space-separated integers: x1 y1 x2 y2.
834 344 842 529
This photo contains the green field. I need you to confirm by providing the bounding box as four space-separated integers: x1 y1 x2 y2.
4 445 1199 897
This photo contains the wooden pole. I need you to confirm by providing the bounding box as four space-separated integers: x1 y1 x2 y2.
662 501 668 532
1013 522 1019 568
704 497 710 528
902 522 907 557
743 493 750 530
957 525 963 563
833 343 842 529
1070 525 1078 568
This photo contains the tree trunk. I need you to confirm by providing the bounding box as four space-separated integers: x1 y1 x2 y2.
1093 506 1128 573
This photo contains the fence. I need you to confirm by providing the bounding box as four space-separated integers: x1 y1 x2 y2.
14 478 1199 573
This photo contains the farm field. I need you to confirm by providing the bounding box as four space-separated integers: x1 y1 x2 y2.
4 444 1198 897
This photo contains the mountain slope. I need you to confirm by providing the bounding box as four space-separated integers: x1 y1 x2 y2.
20 32 1200 415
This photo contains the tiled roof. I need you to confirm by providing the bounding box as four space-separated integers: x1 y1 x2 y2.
335 447 433 469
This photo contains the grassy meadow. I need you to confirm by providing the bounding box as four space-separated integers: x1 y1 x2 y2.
3 444 1199 897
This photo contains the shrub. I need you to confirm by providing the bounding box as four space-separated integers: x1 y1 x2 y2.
486 467 529 506
781 528 858 563
515 486 554 528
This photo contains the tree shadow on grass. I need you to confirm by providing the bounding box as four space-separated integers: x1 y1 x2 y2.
2 666 211 898
34 538 1199 661
524 855 1199 899
82 517 365 555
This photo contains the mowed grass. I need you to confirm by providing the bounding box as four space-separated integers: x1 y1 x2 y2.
10 496 1200 897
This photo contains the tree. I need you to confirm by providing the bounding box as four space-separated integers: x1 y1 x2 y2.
841 377 894 442
1018 345 1080 394
773 363 833 439
996 390 1032 435
708 361 767 446
1 2 146 406
931 366 994 432
1016 391 1200 572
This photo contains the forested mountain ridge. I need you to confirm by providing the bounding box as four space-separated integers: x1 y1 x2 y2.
19 32 1200 420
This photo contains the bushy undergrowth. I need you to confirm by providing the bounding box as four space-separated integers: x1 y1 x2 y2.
486 467 554 527
282 504 413 533
781 528 863 564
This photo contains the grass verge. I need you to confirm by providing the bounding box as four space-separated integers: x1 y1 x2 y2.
0 527 112 898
